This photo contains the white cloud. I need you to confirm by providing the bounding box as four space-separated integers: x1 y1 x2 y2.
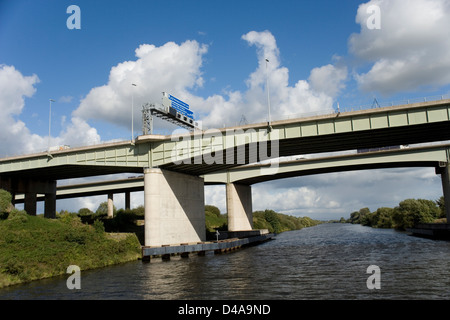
309 64 348 98
349 0 450 95
74 41 208 129
72 31 346 131
58 95 73 103
0 64 46 156
0 65 101 157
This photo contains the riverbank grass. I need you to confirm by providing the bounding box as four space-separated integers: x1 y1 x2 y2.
0 211 141 288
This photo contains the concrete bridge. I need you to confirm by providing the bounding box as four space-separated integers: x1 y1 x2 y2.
1 99 450 246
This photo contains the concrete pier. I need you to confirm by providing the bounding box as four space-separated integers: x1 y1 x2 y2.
226 183 253 231
144 168 205 247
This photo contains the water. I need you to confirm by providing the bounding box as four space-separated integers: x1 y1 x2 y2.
1 223 450 300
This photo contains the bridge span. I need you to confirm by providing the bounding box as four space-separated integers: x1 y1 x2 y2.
11 143 450 236
1 99 450 246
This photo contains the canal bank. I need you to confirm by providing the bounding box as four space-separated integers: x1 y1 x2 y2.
142 229 275 261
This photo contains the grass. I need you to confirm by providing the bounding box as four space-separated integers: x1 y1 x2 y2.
0 211 141 288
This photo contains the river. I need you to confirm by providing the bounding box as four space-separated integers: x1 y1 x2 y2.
1 223 450 300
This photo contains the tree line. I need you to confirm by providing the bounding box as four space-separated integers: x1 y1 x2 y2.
346 196 446 230
205 204 321 235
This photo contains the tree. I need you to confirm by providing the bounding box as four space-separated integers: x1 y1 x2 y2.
393 199 439 230
205 205 221 217
95 202 116 216
370 207 394 228
349 207 370 225
78 208 93 216
264 209 282 233
436 196 446 218
0 189 13 215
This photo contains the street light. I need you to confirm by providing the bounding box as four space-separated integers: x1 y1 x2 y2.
265 58 272 131
48 99 55 155
131 83 137 143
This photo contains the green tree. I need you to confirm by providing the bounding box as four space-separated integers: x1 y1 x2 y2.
349 207 370 225
0 189 12 216
95 201 116 216
370 207 394 228
264 209 282 233
205 205 221 217
436 196 446 218
78 208 93 216
393 199 440 230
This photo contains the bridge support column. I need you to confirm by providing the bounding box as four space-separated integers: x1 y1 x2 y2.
226 183 253 231
24 192 37 216
107 193 114 218
0 177 56 218
44 181 57 219
125 191 131 210
144 168 205 247
441 163 450 222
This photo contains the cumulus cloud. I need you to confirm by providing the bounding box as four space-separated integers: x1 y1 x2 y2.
74 41 208 129
0 64 100 157
72 31 346 131
349 0 450 95
0 65 46 156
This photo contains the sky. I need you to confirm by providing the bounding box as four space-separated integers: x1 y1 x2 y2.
1 0 450 220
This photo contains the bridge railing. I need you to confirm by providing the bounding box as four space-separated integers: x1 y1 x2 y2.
271 93 450 123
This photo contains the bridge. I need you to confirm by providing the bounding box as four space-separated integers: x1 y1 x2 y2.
1 99 450 246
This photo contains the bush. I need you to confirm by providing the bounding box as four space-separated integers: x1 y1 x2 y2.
0 189 12 217
205 205 221 217
393 199 440 230
349 198 443 230
93 219 105 233
264 210 282 233
7 209 28 223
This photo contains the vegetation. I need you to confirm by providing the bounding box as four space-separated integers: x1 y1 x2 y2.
347 197 446 230
204 205 322 236
0 192 142 288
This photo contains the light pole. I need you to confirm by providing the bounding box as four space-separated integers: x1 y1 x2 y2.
48 99 55 155
265 58 272 131
131 83 137 143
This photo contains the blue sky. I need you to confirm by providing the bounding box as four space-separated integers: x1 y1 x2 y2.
1 0 450 219
1 0 363 139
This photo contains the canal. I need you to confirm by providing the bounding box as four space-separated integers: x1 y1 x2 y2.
1 223 450 300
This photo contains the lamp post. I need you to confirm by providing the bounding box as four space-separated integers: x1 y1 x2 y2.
48 99 55 155
265 58 272 131
131 83 137 143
